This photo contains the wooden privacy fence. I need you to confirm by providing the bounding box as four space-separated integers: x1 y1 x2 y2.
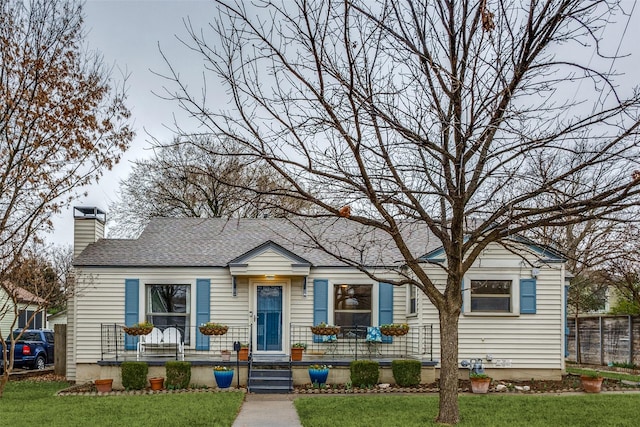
566 315 639 366
54 324 66 376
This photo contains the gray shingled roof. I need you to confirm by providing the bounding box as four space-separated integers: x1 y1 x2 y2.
73 217 440 268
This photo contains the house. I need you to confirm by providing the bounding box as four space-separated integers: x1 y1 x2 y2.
69 206 568 387
0 284 47 335
47 309 67 329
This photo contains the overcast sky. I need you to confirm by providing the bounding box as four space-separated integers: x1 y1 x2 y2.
49 0 640 247
51 0 221 245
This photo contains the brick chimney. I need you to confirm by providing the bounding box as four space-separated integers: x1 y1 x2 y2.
73 206 106 258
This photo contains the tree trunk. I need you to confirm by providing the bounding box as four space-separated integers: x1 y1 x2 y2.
0 371 8 398
437 308 460 424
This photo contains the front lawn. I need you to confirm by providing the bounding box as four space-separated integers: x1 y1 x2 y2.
294 394 640 426
2 381 244 427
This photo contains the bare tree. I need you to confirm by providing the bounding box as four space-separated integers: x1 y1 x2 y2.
531 214 635 361
161 1 640 423
109 136 310 238
0 0 133 396
42 244 74 313
0 0 132 271
0 249 58 396
598 227 640 315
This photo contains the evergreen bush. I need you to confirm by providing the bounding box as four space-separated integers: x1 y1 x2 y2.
165 361 191 389
350 360 379 387
391 359 421 386
121 361 148 390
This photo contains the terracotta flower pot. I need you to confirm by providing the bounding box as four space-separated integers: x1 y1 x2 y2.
95 378 113 393
238 347 249 361
149 377 164 391
581 375 603 393
470 377 491 394
291 347 304 361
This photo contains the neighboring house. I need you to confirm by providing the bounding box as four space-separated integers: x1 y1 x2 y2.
0 284 47 335
47 309 67 329
69 206 568 385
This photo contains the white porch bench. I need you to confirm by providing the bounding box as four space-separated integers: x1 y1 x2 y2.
137 327 185 360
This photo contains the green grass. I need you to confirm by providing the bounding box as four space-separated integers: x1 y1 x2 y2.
3 381 244 427
566 367 640 382
295 394 640 426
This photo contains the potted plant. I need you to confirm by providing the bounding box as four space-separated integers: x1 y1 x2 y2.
238 343 249 361
469 372 491 394
581 370 604 393
380 323 410 336
149 377 164 391
123 321 154 336
291 343 307 361
221 349 231 361
308 364 330 386
94 378 113 393
310 322 341 336
199 322 228 335
213 366 234 388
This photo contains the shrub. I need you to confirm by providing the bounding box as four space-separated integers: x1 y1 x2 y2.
350 360 379 387
121 361 148 390
391 359 421 387
612 361 638 369
165 361 191 389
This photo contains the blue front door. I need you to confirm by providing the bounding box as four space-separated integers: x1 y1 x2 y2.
256 285 283 352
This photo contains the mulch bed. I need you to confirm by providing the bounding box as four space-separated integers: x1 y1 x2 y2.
12 369 640 395
294 374 640 394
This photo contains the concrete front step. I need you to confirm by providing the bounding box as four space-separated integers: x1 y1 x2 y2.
249 384 293 394
249 368 293 394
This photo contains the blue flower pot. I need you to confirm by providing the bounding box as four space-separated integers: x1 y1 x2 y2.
308 368 329 385
214 369 234 388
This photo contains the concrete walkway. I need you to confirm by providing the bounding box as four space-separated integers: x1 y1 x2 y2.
232 394 303 427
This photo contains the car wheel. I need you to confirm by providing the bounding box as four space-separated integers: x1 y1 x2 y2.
34 355 46 370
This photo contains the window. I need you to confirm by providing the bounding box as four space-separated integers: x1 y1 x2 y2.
408 285 417 315
470 279 512 312
334 284 372 330
18 309 43 329
146 284 190 344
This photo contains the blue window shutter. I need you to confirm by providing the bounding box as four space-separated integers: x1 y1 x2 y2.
379 282 394 343
313 279 328 343
196 279 211 350
124 279 139 350
520 278 537 314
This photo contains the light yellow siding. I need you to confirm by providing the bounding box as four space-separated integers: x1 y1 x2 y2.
73 218 104 257
421 243 565 371
69 241 565 380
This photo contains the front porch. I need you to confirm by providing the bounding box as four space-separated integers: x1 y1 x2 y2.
100 323 434 363
95 323 436 389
